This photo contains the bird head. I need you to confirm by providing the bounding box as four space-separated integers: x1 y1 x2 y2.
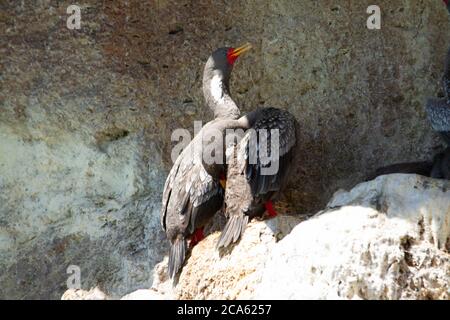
205 43 252 77
226 43 253 65
203 43 252 119
444 0 450 12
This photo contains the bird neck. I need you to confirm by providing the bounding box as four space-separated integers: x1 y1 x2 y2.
210 109 260 132
203 72 241 120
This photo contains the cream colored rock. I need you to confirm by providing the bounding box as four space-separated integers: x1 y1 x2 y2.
61 287 108 300
256 174 450 299
117 175 449 300
152 215 304 300
120 289 165 300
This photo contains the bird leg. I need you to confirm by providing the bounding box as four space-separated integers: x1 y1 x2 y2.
265 201 277 218
189 227 205 248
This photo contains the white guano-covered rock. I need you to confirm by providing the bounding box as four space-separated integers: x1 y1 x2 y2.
256 174 450 300
73 174 449 300
120 289 166 300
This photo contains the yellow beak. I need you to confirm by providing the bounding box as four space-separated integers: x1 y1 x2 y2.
229 43 252 58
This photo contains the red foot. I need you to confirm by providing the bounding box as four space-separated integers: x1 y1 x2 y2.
189 227 204 248
265 201 277 218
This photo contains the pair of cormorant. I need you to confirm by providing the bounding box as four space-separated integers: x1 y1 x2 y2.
161 44 298 278
161 1 450 279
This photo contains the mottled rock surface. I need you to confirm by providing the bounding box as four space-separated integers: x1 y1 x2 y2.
256 174 450 299
1 1 449 299
175 215 303 299
122 215 304 300
62 287 109 300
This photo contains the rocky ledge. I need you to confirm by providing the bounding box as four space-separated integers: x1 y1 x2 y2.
62 174 450 300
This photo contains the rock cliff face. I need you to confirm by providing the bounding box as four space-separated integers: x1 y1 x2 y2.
1 1 449 299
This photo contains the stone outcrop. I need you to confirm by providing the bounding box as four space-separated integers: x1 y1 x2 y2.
256 174 450 299
119 174 448 300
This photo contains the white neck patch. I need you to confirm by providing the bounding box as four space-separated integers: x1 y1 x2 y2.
210 75 224 103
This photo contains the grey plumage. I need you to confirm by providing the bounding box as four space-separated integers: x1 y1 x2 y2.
443 47 450 103
162 44 299 274
202 48 240 120
167 236 186 280
162 115 263 278
426 98 450 144
217 108 299 249
425 47 450 145
161 127 224 279
161 45 251 279
430 147 450 179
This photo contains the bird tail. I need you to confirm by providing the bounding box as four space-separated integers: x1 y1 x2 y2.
168 236 187 279
217 214 249 249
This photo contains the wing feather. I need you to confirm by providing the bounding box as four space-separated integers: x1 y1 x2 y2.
218 107 298 249
426 98 450 133
161 140 223 239
244 107 298 197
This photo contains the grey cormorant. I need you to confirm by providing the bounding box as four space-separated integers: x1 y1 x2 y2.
161 44 252 279
216 107 299 249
